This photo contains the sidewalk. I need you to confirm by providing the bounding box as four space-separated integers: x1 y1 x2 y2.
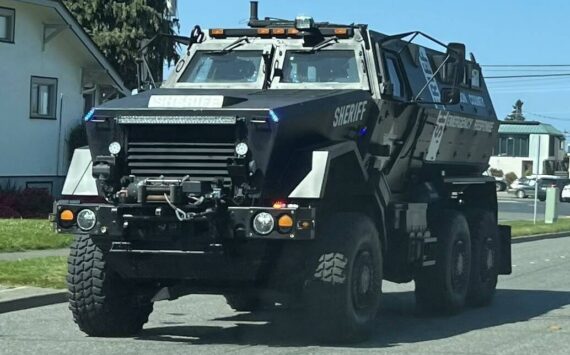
0 248 69 262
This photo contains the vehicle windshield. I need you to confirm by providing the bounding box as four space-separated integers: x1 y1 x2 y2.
178 51 263 84
281 50 359 84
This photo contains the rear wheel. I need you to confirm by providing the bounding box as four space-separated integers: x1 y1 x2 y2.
415 210 471 314
516 190 526 199
67 234 154 337
304 213 382 343
465 210 499 307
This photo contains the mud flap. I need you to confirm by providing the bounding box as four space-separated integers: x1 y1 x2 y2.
498 225 512 275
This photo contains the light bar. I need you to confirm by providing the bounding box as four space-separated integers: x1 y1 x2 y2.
116 116 237 125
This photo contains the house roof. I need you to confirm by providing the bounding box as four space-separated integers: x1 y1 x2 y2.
17 0 129 95
498 121 565 137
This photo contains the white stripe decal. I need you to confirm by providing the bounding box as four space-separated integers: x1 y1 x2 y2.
418 47 446 161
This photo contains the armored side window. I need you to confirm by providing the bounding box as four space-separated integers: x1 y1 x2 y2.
0 7 15 43
385 56 405 99
30 76 58 119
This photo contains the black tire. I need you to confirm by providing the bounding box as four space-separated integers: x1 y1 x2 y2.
516 190 526 199
304 213 382 343
415 210 471 314
67 234 154 337
224 294 269 312
465 210 499 307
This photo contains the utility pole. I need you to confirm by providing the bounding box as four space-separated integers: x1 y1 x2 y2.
533 135 541 224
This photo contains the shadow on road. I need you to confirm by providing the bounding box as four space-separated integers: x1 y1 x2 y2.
138 289 570 348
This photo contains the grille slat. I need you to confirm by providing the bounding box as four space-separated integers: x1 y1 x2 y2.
127 141 234 180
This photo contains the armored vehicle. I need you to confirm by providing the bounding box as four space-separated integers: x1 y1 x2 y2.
54 2 511 342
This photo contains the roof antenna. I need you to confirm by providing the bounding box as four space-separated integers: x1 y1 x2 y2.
248 1 259 27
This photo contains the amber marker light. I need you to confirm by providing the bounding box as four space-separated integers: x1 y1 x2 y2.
278 214 294 232
60 210 74 222
257 28 271 36
210 29 225 37
272 201 287 209
334 28 349 36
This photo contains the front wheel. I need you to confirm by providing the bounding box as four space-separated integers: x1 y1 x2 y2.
304 213 382 343
415 210 471 314
67 234 155 337
516 190 526 199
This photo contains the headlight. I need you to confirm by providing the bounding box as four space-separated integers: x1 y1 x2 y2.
109 142 121 155
235 142 248 156
252 212 274 235
77 209 97 231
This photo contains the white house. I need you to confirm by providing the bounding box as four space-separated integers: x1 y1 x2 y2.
489 121 567 178
0 0 128 195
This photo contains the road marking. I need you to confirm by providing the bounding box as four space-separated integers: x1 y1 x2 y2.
529 261 536 264
545 259 551 262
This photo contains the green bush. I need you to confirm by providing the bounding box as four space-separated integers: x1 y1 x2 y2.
66 122 88 163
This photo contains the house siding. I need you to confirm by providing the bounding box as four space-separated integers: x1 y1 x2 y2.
0 1 104 195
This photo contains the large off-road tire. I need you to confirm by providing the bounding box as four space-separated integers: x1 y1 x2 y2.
415 210 471 314
465 210 499 307
67 234 154 337
305 213 382 343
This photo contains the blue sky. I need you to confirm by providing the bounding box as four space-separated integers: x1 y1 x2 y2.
171 0 570 132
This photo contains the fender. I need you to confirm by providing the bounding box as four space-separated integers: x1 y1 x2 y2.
288 141 389 249
62 147 98 197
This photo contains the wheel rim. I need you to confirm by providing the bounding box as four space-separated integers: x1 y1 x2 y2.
351 250 375 312
451 239 469 292
517 191 524 198
479 237 496 282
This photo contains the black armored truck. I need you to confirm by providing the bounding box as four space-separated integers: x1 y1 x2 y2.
54 2 511 342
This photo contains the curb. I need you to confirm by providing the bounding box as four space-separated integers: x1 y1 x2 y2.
512 231 570 244
0 287 67 314
0 231 569 314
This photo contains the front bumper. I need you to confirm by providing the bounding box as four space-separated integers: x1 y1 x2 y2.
52 201 316 242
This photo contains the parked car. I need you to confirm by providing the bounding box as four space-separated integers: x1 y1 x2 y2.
509 176 570 201
560 184 570 202
536 177 570 201
508 177 536 199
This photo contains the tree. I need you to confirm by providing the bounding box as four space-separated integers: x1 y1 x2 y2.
63 0 180 90
505 99 526 121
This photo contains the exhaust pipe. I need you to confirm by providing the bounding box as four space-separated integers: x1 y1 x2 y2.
250 1 259 22
249 1 259 26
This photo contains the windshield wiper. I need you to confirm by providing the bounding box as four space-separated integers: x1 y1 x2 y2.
208 36 250 54
309 37 339 52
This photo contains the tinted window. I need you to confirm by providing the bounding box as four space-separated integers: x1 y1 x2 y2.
386 57 403 98
282 50 359 83
179 51 262 83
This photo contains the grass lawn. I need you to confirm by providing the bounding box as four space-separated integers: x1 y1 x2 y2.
0 256 67 289
506 218 570 237
0 219 73 252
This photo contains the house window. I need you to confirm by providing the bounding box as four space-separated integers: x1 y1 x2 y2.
495 135 529 157
30 76 58 119
0 7 15 43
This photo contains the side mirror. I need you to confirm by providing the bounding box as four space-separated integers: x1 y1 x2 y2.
441 42 465 105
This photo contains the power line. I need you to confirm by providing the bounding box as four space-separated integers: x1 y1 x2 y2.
486 73 570 79
482 64 570 67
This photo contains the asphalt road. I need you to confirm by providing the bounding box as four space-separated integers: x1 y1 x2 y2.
498 192 570 221
1 237 569 354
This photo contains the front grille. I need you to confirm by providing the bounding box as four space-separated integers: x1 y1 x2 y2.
127 142 234 182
